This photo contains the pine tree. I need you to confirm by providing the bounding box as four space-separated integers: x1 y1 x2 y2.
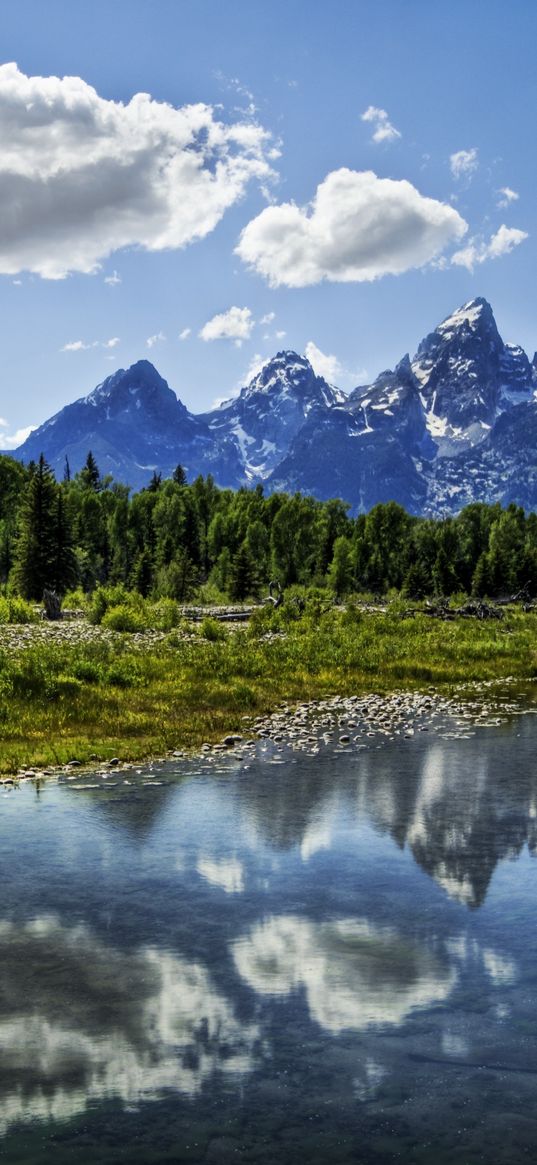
79 451 101 492
173 464 187 486
52 489 78 594
229 542 259 601
13 454 59 599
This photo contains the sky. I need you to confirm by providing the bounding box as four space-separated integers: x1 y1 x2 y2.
0 0 536 445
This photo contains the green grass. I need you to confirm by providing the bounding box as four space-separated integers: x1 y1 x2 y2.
1 606 536 772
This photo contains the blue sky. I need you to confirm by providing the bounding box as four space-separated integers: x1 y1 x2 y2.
0 0 535 443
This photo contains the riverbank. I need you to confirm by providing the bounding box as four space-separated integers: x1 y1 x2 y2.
0 605 536 774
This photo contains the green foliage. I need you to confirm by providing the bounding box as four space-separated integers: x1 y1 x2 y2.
101 604 146 633
0 596 37 624
1 449 536 610
200 616 226 641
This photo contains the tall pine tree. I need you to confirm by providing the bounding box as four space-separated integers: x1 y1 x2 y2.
13 455 59 599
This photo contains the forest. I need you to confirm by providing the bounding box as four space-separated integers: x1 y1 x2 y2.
1 450 537 605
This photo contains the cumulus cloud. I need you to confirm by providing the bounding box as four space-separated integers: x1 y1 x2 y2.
0 62 275 279
104 270 121 286
451 224 528 271
259 311 275 325
497 186 519 208
233 915 455 1033
236 168 467 288
199 305 254 346
450 148 478 179
103 337 120 349
178 327 191 341
361 105 401 143
0 420 36 448
304 340 366 389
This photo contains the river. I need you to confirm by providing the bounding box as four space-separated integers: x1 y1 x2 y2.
2 700 537 1163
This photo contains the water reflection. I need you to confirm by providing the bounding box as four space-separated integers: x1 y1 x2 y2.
232 915 455 1032
0 916 259 1134
231 720 537 907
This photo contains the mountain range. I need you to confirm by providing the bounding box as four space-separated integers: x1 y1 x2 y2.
9 297 537 515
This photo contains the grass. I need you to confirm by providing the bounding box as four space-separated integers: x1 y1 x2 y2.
0 605 536 773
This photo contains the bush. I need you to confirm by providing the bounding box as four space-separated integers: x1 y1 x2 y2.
88 585 135 625
200 616 226 642
101 604 146 633
147 598 182 631
62 588 88 612
0 596 37 625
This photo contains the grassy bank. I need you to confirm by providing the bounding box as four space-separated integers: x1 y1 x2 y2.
0 604 536 773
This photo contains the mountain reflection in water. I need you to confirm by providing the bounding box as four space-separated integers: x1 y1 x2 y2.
1 713 537 1162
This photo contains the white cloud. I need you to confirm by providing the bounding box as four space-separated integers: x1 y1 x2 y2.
361 105 401 144
146 331 166 348
305 341 344 384
240 352 266 385
61 339 91 352
259 311 275 325
197 857 244 894
0 62 275 279
450 148 478 179
305 340 367 389
236 168 467 288
0 421 36 448
451 223 528 271
497 186 519 208
275 330 286 339
178 327 191 341
61 337 120 351
199 305 254 346
233 915 455 1034
104 270 121 286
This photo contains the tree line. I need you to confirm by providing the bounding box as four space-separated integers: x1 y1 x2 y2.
1 451 537 602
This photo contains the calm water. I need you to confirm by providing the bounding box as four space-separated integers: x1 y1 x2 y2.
2 709 537 1164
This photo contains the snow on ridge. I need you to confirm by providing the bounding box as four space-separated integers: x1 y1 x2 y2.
436 299 488 335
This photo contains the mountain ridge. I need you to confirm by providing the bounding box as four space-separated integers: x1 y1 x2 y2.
8 298 537 514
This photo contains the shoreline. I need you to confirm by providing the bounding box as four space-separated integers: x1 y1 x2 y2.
3 675 534 786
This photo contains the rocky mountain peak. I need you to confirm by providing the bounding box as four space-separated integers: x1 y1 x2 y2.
86 360 183 417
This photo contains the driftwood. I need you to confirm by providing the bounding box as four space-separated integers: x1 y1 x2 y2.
180 605 258 623
42 589 62 621
422 598 503 621
264 580 283 608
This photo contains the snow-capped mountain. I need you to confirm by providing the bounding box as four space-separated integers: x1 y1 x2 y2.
15 360 243 488
8 299 537 513
201 351 345 481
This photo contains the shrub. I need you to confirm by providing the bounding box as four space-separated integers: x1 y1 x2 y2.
200 616 226 642
101 604 146 633
0 596 37 625
147 598 181 631
88 585 134 625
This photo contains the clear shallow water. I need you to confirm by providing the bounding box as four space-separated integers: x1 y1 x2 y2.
2 713 537 1163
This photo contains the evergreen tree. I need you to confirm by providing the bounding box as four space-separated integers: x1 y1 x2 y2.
51 489 78 594
229 542 259 601
173 464 187 486
13 454 58 599
131 548 153 596
79 451 101 492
